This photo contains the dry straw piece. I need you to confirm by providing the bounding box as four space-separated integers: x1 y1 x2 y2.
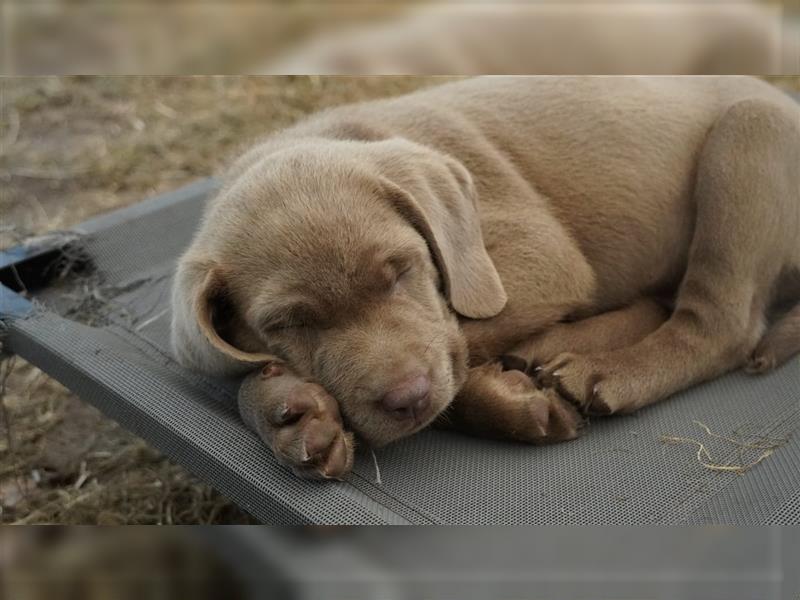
369 447 383 486
660 420 788 475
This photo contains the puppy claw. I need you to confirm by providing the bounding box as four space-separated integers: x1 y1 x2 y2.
534 359 566 389
321 432 355 480
276 403 294 425
586 389 613 416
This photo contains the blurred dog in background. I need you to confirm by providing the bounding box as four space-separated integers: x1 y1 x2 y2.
265 1 797 74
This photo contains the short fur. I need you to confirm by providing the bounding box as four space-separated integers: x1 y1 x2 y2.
172 77 800 479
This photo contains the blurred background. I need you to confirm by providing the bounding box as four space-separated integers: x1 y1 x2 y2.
0 1 798 75
0 526 797 599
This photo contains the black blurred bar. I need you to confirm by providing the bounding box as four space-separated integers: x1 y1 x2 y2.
2 527 796 600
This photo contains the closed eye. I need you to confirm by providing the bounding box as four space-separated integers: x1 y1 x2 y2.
260 304 318 332
387 250 418 288
398 263 413 279
264 322 298 332
387 262 413 295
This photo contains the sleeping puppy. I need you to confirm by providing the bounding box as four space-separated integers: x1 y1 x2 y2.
172 77 800 479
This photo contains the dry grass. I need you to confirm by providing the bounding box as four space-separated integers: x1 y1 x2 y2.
0 76 436 247
660 420 788 475
0 76 436 524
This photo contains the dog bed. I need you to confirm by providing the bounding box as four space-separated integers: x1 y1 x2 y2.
2 175 799 525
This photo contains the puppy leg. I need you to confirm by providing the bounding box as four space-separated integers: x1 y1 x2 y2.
436 362 584 443
540 98 800 415
238 363 354 479
501 298 669 375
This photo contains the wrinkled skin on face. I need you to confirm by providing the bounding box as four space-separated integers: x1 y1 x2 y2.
206 150 470 446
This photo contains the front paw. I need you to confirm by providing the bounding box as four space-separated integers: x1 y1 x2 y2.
537 353 627 416
460 363 586 444
505 369 586 443
239 364 355 480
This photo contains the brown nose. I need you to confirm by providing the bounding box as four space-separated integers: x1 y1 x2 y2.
380 373 431 420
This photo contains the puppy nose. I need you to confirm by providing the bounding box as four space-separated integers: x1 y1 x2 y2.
381 373 431 420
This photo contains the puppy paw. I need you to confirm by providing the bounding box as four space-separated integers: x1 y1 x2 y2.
459 363 585 444
537 353 631 416
239 364 355 480
745 351 777 375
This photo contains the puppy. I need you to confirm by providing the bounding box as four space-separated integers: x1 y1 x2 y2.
172 77 800 479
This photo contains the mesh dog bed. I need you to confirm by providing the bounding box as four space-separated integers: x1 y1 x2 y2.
2 177 799 525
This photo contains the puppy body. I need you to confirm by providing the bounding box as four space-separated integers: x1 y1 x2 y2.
221 76 798 354
172 77 800 474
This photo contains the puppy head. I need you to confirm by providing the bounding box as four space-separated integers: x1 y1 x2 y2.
172 138 506 446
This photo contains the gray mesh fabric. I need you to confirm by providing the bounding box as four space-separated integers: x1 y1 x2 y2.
4 178 800 524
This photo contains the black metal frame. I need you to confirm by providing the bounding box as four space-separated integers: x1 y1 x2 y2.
0 178 220 321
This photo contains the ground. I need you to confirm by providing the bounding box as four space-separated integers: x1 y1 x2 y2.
0 76 797 524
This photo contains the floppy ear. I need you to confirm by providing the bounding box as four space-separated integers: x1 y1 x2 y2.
170 256 280 377
373 139 507 319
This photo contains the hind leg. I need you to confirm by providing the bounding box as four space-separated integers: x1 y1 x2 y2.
501 298 669 375
747 303 800 373
540 98 800 415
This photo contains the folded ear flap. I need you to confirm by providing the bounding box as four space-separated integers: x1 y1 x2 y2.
374 140 507 319
171 257 280 377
